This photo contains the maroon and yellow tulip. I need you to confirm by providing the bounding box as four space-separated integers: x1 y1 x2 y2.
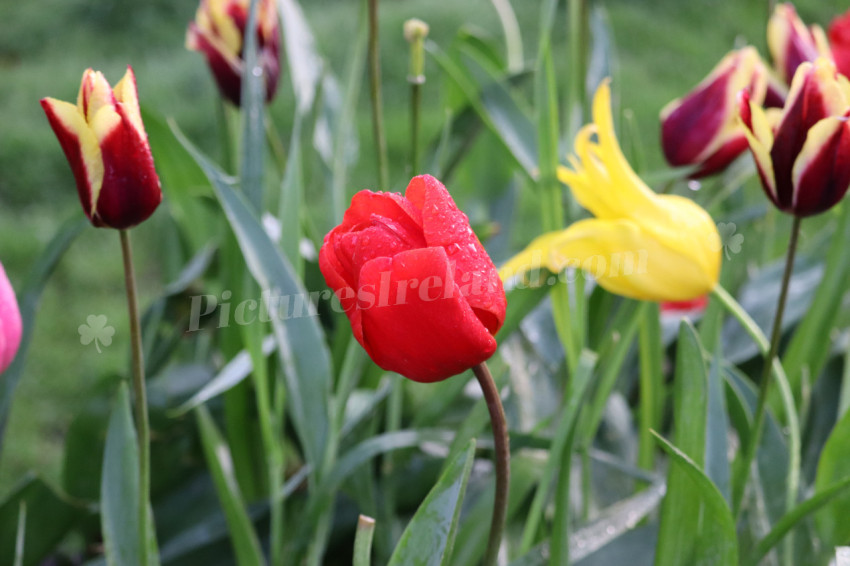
41 68 162 229
768 3 831 84
738 58 850 217
660 47 783 178
186 0 281 106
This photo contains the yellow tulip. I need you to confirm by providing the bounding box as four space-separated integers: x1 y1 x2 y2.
500 80 721 302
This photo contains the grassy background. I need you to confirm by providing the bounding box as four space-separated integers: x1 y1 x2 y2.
0 0 837 495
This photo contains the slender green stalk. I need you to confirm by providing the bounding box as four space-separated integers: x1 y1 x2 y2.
216 97 235 175
473 362 510 566
405 19 428 176
638 301 662 473
264 115 287 176
119 229 150 566
490 0 523 73
353 515 377 566
566 0 588 135
367 0 389 190
729 216 802 516
14 501 25 566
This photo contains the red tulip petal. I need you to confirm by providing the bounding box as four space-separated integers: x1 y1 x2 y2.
692 134 749 178
791 114 850 216
356 247 497 383
335 216 423 288
830 9 850 77
318 239 363 344
405 175 506 335
340 190 424 238
187 21 244 105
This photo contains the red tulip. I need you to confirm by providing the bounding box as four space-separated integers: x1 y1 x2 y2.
829 8 850 77
768 3 831 84
186 0 281 106
41 68 162 229
738 58 850 217
319 175 506 383
0 261 22 375
661 47 784 178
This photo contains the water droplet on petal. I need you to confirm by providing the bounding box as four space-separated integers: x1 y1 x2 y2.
687 180 701 191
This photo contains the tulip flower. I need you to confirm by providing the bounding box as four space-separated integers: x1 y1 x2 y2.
500 81 721 302
829 8 850 78
0 261 22 376
41 68 162 229
768 3 831 84
738 58 850 217
186 0 281 106
661 47 784 177
319 175 507 383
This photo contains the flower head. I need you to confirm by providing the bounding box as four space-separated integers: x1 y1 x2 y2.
768 3 831 84
186 0 281 106
661 47 784 177
41 67 162 229
738 58 850 217
319 175 506 383
501 81 721 302
0 261 22 375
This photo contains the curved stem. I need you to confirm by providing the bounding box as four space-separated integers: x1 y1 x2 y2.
730 216 802 516
473 362 510 566
120 230 150 565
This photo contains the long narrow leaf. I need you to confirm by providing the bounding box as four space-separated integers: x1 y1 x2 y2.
173 123 332 475
387 440 476 566
101 384 143 566
195 406 265 566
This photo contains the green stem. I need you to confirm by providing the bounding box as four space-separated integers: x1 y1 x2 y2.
638 301 662 473
120 229 150 566
353 515 376 566
473 362 510 566
410 81 422 175
729 216 802 516
367 0 390 190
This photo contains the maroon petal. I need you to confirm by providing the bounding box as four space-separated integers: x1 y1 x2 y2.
94 109 162 229
405 175 506 335
792 115 850 216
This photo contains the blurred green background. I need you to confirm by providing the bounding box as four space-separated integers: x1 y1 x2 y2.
0 0 839 496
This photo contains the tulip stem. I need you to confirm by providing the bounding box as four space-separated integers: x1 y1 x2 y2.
473 362 510 566
731 215 802 516
120 229 151 565
367 0 390 190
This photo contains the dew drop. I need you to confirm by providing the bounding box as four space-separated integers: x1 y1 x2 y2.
687 180 701 191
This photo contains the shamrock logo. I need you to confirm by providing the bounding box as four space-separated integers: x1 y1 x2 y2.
78 315 115 353
712 222 744 260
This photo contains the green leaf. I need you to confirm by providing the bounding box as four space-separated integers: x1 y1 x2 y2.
521 350 598 554
705 350 730 502
654 321 712 566
169 335 276 416
747 474 850 566
101 383 144 566
0 476 78 566
0 216 86 452
173 124 332 474
141 108 213 252
814 407 850 545
279 0 322 114
387 440 476 566
195 406 265 566
653 432 738 566
428 40 537 179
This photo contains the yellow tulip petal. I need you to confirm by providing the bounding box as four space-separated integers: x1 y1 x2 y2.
498 231 567 282
41 97 104 210
739 97 778 200
550 218 717 302
113 67 146 140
